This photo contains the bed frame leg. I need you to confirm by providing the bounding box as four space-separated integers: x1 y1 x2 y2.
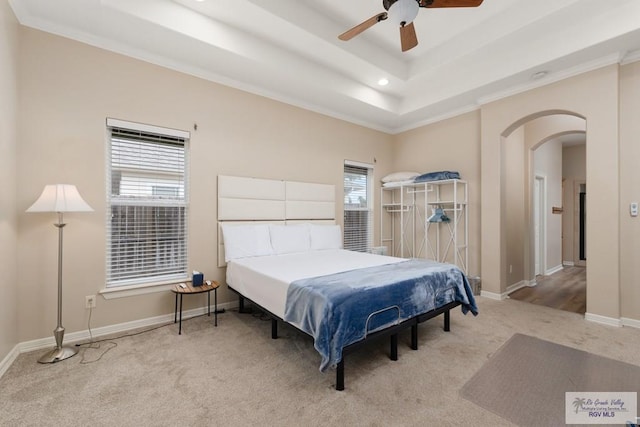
390 334 398 361
336 360 345 391
271 318 278 339
444 310 450 332
411 324 418 350
238 296 250 313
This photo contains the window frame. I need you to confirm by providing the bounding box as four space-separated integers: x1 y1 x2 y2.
343 160 374 252
103 118 190 296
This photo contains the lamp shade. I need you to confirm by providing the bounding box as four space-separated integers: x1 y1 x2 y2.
26 184 93 213
388 0 419 26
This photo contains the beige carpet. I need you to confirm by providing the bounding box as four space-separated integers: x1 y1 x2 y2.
1 298 639 426
460 333 640 427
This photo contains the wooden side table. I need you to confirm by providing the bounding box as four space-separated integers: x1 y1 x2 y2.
171 280 220 335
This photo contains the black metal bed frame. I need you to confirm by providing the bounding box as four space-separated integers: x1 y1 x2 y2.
231 286 461 391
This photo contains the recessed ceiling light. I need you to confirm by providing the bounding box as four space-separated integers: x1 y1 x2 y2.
378 78 389 86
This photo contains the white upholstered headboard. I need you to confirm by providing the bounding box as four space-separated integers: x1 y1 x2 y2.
217 175 336 266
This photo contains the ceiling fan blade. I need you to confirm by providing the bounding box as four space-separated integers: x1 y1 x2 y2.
400 22 418 52
419 0 484 7
338 12 388 41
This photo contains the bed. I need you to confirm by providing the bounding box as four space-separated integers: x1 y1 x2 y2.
217 175 477 390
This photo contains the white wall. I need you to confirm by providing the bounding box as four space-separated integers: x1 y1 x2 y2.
0 0 19 364
15 27 395 343
619 61 640 323
533 139 563 273
503 127 525 286
392 111 481 277
394 65 639 323
6 13 640 357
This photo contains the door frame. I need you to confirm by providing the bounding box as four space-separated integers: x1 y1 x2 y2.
574 180 586 267
533 174 547 276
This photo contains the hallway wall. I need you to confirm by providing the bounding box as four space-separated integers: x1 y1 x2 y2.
481 65 620 320
562 144 586 264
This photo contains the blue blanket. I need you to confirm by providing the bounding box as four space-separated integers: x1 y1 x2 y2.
283 259 478 372
413 171 460 183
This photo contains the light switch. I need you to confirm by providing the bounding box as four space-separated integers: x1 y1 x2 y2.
631 202 639 217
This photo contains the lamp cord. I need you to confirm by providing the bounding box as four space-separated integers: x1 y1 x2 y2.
78 305 117 364
74 311 213 363
87 304 94 343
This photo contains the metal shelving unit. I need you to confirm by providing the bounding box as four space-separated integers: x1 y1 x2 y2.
380 179 468 274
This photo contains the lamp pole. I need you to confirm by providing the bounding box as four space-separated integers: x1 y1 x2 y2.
38 212 77 363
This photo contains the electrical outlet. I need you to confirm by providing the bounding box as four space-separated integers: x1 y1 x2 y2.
85 295 96 309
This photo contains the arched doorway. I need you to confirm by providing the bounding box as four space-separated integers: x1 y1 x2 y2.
480 66 621 323
500 114 587 313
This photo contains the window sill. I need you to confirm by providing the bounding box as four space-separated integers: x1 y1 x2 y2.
99 280 185 300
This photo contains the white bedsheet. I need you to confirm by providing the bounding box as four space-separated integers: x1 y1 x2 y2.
226 249 405 318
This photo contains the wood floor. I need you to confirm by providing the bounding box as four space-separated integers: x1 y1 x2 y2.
508 266 586 314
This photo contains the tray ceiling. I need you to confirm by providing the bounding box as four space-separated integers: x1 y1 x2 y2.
10 0 640 133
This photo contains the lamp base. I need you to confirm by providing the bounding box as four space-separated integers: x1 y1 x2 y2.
37 346 78 364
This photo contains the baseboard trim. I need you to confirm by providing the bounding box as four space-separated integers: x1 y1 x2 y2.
0 344 20 379
545 264 564 275
506 280 528 294
18 300 238 356
585 312 622 328
480 290 508 300
621 317 640 329
562 261 575 267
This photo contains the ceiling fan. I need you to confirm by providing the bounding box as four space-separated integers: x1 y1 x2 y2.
338 0 484 52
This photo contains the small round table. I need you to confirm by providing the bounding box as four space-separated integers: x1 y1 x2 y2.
171 280 219 335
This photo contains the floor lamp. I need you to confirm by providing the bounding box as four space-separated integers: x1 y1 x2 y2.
27 184 93 363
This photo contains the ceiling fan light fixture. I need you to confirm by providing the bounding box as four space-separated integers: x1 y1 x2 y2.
388 0 419 26
339 0 483 51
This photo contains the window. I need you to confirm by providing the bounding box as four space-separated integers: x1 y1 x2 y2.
343 161 373 252
106 119 189 288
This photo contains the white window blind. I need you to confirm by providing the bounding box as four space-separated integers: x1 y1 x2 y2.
344 162 373 252
106 121 189 287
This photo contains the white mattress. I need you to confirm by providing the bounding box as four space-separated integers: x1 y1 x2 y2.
226 249 405 318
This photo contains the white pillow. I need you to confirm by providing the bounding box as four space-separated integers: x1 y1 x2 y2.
269 224 310 255
381 171 420 183
221 224 273 262
309 224 342 251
